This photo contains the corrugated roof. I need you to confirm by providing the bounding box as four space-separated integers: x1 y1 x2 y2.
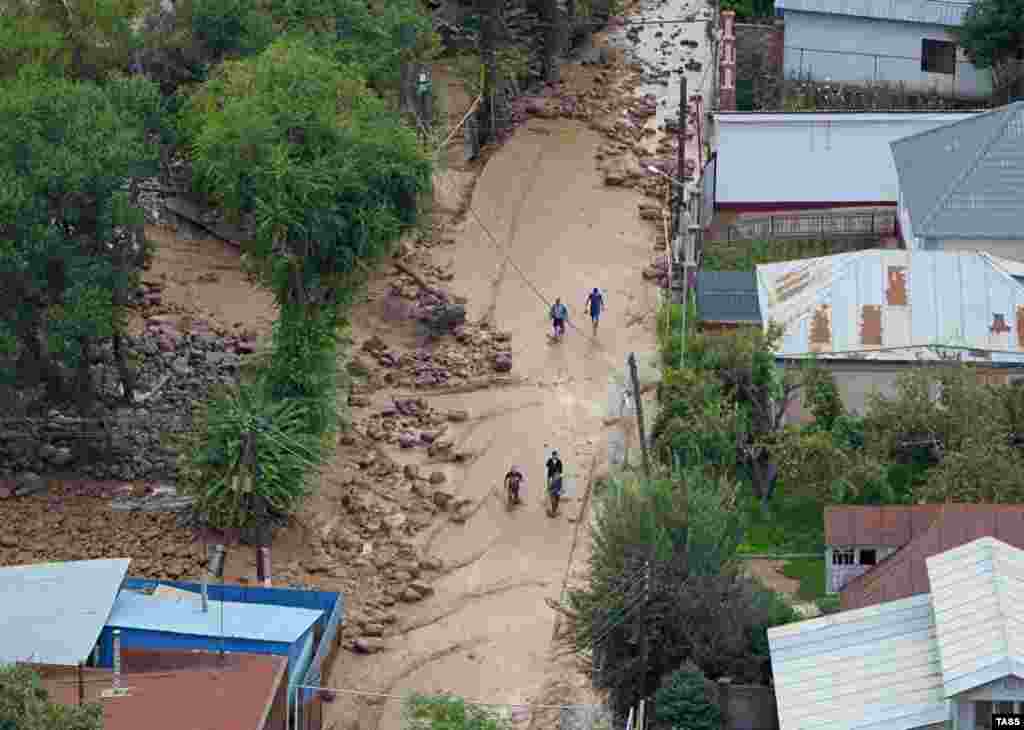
756 249 1024 360
108 590 322 645
842 506 1024 611
41 649 286 730
715 113 979 205
926 536 1024 696
775 0 972 26
825 505 943 547
696 271 762 323
0 558 130 666
892 101 1024 240
767 593 947 730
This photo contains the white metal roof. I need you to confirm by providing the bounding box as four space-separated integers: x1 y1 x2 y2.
775 0 973 26
756 249 1024 361
715 113 979 205
108 589 323 645
926 537 1024 697
0 558 130 666
768 593 947 730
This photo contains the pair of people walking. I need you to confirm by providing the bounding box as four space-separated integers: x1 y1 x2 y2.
504 449 564 517
549 288 605 340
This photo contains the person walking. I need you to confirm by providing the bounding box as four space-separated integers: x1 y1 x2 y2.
549 298 568 341
504 465 524 507
545 449 564 517
585 287 605 336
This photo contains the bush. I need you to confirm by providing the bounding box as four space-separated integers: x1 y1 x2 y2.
0 664 103 730
403 693 512 730
654 667 721 730
191 0 274 60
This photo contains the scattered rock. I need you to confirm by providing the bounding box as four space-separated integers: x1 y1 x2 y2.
446 409 469 422
403 464 421 480
353 637 386 654
398 432 418 449
432 490 455 509
428 471 446 485
409 580 434 598
14 473 46 497
400 587 424 603
493 353 513 373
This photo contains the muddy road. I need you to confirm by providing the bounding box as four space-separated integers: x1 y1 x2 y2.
326 116 660 729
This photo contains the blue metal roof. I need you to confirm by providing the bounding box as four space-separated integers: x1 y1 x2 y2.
0 558 130 666
775 0 973 26
107 589 323 644
892 101 1024 240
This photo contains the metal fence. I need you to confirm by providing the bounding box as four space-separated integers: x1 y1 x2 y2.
724 210 897 242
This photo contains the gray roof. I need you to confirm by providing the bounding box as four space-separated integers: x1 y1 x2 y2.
0 558 130 666
892 101 1024 240
696 271 762 323
775 0 973 26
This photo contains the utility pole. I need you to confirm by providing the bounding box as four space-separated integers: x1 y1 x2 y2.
478 0 499 145
674 75 688 243
639 559 652 722
628 353 650 479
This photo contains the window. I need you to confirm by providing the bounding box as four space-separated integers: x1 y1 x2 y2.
922 39 956 74
859 549 877 566
832 548 855 565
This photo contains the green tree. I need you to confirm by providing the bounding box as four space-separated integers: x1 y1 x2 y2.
956 0 1024 92
0 664 103 730
801 363 843 431
190 0 274 61
0 68 161 415
0 0 148 80
653 667 721 730
403 694 512 730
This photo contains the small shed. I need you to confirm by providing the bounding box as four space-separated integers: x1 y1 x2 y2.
0 558 130 666
695 271 762 332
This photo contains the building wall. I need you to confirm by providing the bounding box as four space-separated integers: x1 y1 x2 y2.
824 545 899 594
97 626 292 666
781 10 992 98
937 238 1024 263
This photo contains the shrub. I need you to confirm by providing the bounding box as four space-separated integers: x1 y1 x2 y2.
653 667 721 730
403 693 512 730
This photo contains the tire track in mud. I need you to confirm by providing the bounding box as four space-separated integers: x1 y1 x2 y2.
394 579 550 636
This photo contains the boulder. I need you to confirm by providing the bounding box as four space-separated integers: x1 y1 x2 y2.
398 432 418 449
493 353 513 373
409 580 435 598
400 588 424 603
428 471 446 485
403 464 421 480
14 473 46 497
353 637 386 654
432 490 455 509
446 409 469 423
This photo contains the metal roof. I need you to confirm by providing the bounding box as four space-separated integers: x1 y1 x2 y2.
826 505 943 548
926 536 1024 696
696 271 762 323
715 113 979 205
756 249 1024 360
892 102 1024 240
842 506 1024 611
108 590 323 645
0 558 130 666
775 0 973 25
768 593 947 730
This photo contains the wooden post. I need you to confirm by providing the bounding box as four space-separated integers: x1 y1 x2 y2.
628 353 650 479
78 663 84 705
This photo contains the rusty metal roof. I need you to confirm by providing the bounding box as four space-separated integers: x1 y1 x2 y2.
757 249 1024 361
40 649 287 730
825 505 943 547
841 505 1024 611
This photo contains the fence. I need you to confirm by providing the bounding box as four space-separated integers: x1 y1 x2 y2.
723 210 897 242
785 45 991 99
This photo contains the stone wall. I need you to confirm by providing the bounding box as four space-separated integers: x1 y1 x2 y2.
735 21 784 110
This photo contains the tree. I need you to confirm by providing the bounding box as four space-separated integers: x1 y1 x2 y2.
0 68 162 416
0 664 103 730
956 0 1024 93
190 0 274 62
0 0 148 81
653 667 721 730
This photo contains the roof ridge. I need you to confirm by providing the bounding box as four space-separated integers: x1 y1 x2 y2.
917 105 1021 235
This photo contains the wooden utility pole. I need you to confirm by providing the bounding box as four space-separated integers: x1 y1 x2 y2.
478 0 499 145
628 353 650 479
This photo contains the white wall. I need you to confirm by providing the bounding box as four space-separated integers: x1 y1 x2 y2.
938 238 1024 263
782 11 993 98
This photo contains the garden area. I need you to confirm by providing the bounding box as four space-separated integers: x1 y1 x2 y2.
700 236 879 271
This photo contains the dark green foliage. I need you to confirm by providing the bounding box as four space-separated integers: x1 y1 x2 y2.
720 0 774 20
956 0 1024 72
701 238 877 271
0 664 104 730
801 364 842 431
403 694 512 730
654 668 721 730
191 0 274 60
0 68 160 413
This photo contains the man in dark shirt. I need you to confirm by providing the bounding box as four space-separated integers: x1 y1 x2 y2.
505 466 524 505
545 450 564 516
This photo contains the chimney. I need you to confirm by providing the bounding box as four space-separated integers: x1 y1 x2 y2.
112 629 121 691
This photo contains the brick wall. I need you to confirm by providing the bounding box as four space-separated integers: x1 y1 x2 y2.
735 21 784 109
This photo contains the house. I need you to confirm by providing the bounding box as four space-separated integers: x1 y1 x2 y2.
695 271 762 332
824 505 942 594
773 0 992 99
769 536 1024 730
841 504 1024 610
0 558 130 666
711 111 979 237
892 101 1024 260
754 249 1024 419
36 649 290 730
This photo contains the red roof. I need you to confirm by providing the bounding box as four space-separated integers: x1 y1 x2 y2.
841 504 1024 610
824 505 943 547
39 649 287 730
